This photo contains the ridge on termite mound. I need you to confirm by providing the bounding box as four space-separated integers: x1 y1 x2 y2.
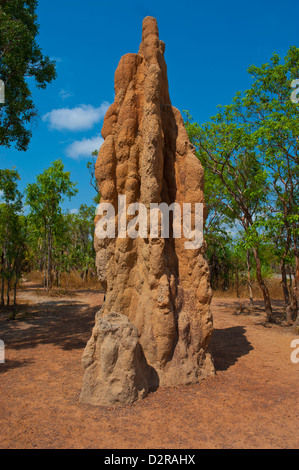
80 16 214 407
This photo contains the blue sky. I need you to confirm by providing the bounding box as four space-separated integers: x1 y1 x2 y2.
1 0 298 212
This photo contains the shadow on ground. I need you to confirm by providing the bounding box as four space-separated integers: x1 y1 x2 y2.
0 358 34 374
210 326 254 372
0 294 102 352
230 299 288 325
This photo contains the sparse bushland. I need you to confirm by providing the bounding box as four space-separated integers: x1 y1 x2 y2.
0 160 100 317
185 46 299 324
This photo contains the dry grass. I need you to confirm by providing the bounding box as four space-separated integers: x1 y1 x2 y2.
23 270 102 292
23 272 288 302
22 273 289 301
213 277 285 300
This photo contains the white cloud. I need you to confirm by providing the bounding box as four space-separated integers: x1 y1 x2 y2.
59 89 73 100
43 101 110 132
66 134 104 159
69 208 79 214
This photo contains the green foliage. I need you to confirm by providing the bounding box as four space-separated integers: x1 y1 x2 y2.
0 0 57 150
0 161 98 306
0 168 27 311
185 46 299 320
242 47 299 269
87 150 101 204
22 160 98 291
53 204 96 283
25 160 78 290
25 159 78 230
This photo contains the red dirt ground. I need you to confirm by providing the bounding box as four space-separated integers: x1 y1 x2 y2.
0 282 298 449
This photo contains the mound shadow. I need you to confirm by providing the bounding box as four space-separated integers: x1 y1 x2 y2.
210 326 254 372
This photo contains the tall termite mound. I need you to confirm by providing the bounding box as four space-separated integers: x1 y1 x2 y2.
80 16 214 407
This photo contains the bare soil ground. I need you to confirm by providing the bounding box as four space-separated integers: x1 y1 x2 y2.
0 282 298 449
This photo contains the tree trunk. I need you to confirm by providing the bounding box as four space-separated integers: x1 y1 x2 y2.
54 266 59 287
246 249 254 305
48 229 53 290
1 251 4 306
1 277 4 307
12 280 17 320
44 257 47 291
291 266 298 323
291 229 299 322
46 228 53 292
6 277 10 306
44 234 47 291
288 267 293 303
235 266 240 299
294 255 299 315
44 265 47 291
252 247 272 322
13 280 17 306
281 260 292 323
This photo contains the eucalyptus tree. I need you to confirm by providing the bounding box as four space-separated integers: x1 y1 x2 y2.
185 108 272 321
243 46 299 321
185 46 299 322
0 168 26 315
25 160 78 291
87 150 101 204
